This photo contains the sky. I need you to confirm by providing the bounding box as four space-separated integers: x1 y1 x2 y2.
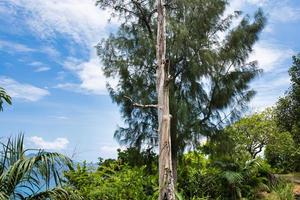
0 0 300 162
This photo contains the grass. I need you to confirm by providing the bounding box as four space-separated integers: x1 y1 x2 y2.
278 173 300 184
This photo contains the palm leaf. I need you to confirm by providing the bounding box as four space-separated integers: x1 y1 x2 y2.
0 134 79 199
0 87 12 111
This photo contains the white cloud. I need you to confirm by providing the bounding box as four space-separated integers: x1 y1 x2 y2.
28 61 51 72
29 61 43 66
34 66 51 72
100 145 119 153
41 46 61 58
248 42 294 72
224 0 267 16
225 0 244 16
0 39 35 53
99 145 126 158
55 116 69 120
8 0 114 47
57 57 117 95
245 0 268 6
29 136 69 150
4 0 118 95
270 5 300 23
250 74 290 111
0 77 49 101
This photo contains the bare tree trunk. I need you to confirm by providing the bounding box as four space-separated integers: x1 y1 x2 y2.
156 0 175 199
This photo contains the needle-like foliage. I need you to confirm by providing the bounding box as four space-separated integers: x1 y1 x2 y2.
96 0 266 180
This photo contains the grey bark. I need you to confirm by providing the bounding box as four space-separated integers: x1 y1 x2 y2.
156 0 176 199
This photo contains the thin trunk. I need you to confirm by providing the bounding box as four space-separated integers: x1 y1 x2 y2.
170 89 178 186
156 0 175 199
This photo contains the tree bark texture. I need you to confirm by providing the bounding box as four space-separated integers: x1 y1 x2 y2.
156 0 176 199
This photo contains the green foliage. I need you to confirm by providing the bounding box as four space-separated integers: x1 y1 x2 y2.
96 0 266 166
177 151 222 199
176 148 274 200
265 180 294 200
0 87 11 111
64 148 158 200
116 147 157 173
204 107 300 173
273 54 300 171
224 109 277 161
275 54 300 142
63 146 287 200
0 134 79 200
204 108 278 167
265 131 300 173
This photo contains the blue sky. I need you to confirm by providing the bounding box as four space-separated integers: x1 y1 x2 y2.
0 0 299 162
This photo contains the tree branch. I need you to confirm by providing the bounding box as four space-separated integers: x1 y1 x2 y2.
124 95 158 108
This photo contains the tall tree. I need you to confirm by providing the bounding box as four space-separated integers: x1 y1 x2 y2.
156 0 175 198
96 0 265 185
274 54 300 171
0 87 11 111
275 54 300 144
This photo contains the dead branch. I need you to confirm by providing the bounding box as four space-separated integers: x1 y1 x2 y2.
124 95 158 108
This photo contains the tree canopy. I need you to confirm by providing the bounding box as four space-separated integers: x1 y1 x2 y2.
96 0 266 175
275 54 300 144
224 108 277 160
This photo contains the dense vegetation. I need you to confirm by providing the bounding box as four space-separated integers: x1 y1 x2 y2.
63 54 300 199
0 0 299 199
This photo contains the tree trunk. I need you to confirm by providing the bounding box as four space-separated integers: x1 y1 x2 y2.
156 0 176 199
170 88 178 186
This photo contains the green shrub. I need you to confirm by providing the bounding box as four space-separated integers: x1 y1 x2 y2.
265 180 294 200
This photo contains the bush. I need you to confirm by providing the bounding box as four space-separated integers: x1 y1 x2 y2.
265 180 294 200
64 161 158 200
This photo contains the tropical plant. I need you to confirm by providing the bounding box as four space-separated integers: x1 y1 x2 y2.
265 180 294 200
0 134 80 200
176 148 274 200
64 151 158 200
0 87 11 111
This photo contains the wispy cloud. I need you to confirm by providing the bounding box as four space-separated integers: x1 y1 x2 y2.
249 42 294 72
99 145 126 158
7 0 114 46
56 57 117 95
3 0 118 95
34 66 51 72
29 136 69 150
227 0 300 23
0 76 49 101
28 61 51 72
41 46 61 58
269 4 300 23
0 39 35 53
250 73 291 111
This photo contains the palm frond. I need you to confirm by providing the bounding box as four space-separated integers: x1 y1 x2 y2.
222 171 244 185
0 87 12 111
0 134 77 199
